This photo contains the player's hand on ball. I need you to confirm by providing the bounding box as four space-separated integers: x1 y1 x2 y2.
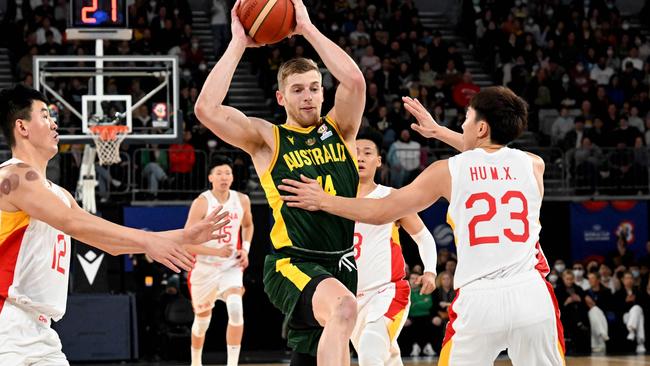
278 175 325 211
289 0 311 36
231 0 264 48
419 271 437 295
402 96 441 139
236 249 249 269
184 206 231 244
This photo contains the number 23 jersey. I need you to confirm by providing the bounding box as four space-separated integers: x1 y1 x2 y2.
447 147 545 289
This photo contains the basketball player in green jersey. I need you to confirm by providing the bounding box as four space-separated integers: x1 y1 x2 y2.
194 0 365 365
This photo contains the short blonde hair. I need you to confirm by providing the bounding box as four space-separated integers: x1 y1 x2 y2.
277 58 320 91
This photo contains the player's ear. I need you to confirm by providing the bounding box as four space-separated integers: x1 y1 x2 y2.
377 155 382 167
276 90 285 106
15 118 28 138
478 120 490 139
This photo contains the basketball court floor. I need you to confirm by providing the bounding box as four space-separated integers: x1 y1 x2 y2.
78 355 650 365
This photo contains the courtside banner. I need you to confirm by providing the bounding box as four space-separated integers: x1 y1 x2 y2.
570 201 648 261
420 201 456 252
123 206 190 231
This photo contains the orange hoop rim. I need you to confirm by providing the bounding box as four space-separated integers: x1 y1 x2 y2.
89 125 129 141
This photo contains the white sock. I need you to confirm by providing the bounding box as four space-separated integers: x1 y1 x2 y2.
226 345 241 366
191 346 203 366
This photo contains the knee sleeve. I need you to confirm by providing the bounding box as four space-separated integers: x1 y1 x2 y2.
226 294 244 326
191 315 212 337
357 323 390 366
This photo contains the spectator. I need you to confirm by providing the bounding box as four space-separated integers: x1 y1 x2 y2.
551 106 574 146
452 71 480 109
628 106 645 132
140 145 171 197
387 129 421 188
590 56 615 86
612 117 643 148
210 0 229 57
571 136 603 193
555 270 591 354
35 17 61 45
585 271 612 353
359 45 381 73
614 272 646 353
401 272 434 357
418 61 436 89
430 271 455 354
622 47 644 71
562 117 587 152
573 263 590 291
169 130 196 174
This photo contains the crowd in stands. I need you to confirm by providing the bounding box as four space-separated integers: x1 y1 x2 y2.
0 0 251 197
471 0 650 194
547 236 650 355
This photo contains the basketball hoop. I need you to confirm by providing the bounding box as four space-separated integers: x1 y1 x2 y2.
89 125 129 165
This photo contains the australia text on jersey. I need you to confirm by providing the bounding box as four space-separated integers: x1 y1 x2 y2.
469 166 517 182
282 142 348 172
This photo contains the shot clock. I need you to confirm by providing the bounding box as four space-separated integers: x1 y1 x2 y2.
67 0 131 40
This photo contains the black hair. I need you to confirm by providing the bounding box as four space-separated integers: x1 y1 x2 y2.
210 155 233 172
469 86 528 145
0 85 48 147
356 130 383 153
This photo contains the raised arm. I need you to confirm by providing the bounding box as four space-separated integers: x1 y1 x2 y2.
194 2 273 155
402 96 464 152
279 160 451 225
1 165 216 273
291 0 365 142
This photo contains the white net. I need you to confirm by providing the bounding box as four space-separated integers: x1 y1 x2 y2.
89 126 129 165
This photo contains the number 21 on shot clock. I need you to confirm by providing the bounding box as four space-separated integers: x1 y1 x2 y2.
70 0 128 28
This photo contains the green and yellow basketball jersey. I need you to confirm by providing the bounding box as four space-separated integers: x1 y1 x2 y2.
261 116 359 254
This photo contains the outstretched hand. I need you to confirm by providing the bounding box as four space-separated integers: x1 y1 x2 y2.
278 175 325 211
144 236 196 273
402 96 441 139
184 206 231 245
289 0 312 36
230 0 265 48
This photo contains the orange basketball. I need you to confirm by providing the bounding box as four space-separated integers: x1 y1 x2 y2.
237 0 296 44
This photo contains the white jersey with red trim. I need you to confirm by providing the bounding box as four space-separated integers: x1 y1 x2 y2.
354 184 406 293
195 190 243 268
0 158 71 321
447 147 546 289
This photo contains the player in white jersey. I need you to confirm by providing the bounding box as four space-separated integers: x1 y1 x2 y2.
185 156 254 366
0 86 229 365
351 132 437 366
279 86 565 366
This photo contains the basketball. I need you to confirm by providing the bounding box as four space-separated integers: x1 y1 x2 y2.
237 0 296 44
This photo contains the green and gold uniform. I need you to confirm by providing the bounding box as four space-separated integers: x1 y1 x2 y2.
261 116 359 355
